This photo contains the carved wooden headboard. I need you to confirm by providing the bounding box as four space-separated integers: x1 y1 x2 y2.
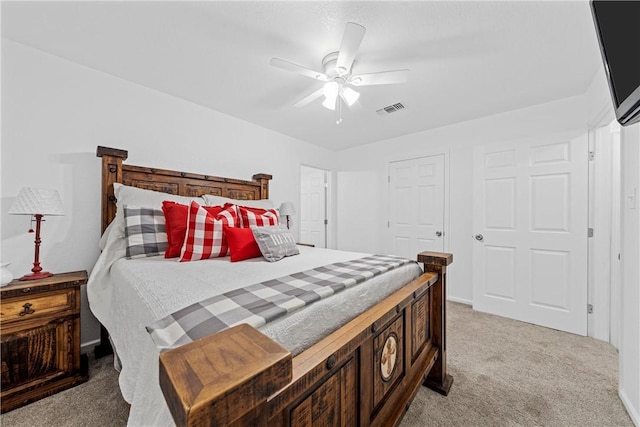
96 146 272 233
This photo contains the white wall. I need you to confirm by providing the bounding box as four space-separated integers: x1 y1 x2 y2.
335 95 590 304
620 122 640 426
0 39 337 347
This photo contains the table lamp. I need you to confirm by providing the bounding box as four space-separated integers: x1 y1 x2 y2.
279 201 296 229
8 187 64 280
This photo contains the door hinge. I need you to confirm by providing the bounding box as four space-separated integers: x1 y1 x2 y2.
589 151 595 161
588 228 594 238
587 304 593 314
324 219 328 225
324 182 329 189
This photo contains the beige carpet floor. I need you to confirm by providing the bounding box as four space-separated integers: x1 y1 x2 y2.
1 302 633 427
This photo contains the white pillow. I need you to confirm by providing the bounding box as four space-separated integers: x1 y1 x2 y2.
111 183 205 240
202 194 274 210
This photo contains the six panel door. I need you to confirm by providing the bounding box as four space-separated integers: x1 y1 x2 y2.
389 155 445 259
472 134 588 335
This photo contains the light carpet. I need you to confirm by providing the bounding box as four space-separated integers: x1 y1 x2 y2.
1 302 632 427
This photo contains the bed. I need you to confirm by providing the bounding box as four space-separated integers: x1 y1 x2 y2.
90 146 453 426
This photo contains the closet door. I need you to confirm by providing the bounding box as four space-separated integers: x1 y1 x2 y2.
389 155 445 259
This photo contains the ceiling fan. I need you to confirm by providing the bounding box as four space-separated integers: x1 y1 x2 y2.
270 22 409 124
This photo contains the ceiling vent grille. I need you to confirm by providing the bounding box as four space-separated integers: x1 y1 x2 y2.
376 102 405 115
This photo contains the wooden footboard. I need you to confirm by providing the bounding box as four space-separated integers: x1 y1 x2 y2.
160 252 452 426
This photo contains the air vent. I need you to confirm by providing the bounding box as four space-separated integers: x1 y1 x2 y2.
376 102 405 115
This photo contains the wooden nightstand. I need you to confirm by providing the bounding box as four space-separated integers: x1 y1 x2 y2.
0 271 89 413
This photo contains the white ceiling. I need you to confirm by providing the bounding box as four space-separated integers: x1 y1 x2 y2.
2 1 603 151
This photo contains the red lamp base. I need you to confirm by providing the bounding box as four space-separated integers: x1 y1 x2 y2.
19 271 54 281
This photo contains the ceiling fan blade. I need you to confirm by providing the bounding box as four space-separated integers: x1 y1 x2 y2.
270 58 329 81
336 22 366 75
294 88 324 107
350 69 409 86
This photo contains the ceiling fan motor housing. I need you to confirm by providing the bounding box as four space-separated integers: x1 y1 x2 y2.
322 51 351 78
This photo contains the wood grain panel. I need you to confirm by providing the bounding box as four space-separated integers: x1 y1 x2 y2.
125 179 179 195
290 357 357 427
372 316 404 412
411 290 430 362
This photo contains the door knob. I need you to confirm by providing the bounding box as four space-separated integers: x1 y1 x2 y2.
474 234 484 241
436 231 443 237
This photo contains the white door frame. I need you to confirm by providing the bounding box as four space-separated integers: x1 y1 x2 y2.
299 164 332 249
587 121 622 346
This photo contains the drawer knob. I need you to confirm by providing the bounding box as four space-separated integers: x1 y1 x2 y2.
19 302 35 316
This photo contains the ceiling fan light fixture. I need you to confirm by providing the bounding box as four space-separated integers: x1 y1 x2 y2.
323 81 339 99
341 87 360 106
322 97 336 110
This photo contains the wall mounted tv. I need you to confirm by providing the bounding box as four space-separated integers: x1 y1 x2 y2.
591 1 640 126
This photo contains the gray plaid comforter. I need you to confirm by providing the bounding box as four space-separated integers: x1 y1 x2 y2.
146 254 416 351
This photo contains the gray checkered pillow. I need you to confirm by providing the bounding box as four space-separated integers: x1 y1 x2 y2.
124 205 168 259
250 225 299 262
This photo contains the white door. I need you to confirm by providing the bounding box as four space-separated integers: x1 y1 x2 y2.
472 134 588 335
389 155 445 259
300 165 327 248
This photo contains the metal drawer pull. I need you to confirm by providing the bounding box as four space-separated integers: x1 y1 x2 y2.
19 302 35 316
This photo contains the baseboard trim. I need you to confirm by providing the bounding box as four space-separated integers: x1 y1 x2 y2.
620 388 640 426
81 338 101 354
447 296 472 306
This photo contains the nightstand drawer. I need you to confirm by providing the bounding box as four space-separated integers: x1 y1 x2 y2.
0 290 75 324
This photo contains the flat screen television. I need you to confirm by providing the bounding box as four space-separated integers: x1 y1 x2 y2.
591 1 640 126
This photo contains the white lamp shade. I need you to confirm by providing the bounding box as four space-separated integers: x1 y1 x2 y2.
322 96 336 111
341 87 360 106
279 201 296 216
8 188 64 216
323 81 339 99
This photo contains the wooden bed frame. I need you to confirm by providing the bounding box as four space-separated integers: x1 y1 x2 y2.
96 146 453 426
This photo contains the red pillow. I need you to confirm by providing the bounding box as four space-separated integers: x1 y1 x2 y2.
162 201 224 258
224 226 262 262
237 205 279 228
180 202 238 262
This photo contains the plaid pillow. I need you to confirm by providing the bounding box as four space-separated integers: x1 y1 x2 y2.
124 206 168 259
237 206 279 228
250 225 299 262
180 201 238 262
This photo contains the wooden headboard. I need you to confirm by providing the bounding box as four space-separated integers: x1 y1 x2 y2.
96 146 272 233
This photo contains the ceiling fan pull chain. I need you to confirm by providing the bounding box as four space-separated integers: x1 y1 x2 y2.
336 96 343 125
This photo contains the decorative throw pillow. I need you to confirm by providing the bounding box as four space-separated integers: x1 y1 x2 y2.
224 226 263 262
162 201 226 259
180 202 238 262
113 183 204 240
250 225 299 262
123 206 168 259
238 206 279 228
